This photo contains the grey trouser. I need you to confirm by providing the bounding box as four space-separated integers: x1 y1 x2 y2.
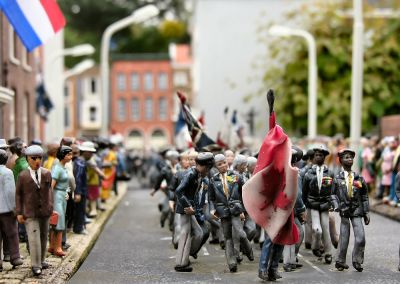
221 217 237 267
337 217 365 264
283 244 296 265
243 215 257 241
329 211 339 248
232 215 252 258
175 214 202 267
304 208 312 245
25 217 50 268
294 217 304 255
311 209 331 255
173 213 181 247
205 203 223 242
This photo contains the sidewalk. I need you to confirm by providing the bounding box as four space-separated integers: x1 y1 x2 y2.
370 198 400 222
0 182 127 284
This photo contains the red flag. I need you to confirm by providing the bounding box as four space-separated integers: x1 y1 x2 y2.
242 90 299 245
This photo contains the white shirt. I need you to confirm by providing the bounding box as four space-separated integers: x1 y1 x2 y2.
28 166 41 188
315 165 325 190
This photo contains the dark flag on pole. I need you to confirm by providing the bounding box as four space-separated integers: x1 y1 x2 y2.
177 91 218 151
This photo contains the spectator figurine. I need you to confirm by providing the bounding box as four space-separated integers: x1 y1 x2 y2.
15 145 53 276
0 149 23 271
331 149 370 272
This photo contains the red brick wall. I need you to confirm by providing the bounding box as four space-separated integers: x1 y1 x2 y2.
110 59 174 147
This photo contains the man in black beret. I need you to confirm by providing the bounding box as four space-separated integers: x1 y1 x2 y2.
174 152 214 272
302 145 334 263
331 149 370 272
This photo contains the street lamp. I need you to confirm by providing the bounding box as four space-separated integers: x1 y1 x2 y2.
268 25 318 140
100 4 159 136
64 59 95 80
50 43 95 62
350 0 364 169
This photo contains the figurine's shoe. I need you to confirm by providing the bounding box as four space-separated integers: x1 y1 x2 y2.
325 254 332 264
209 238 219 244
283 263 293 272
335 261 349 271
32 267 42 276
267 270 282 281
258 270 269 281
236 254 243 264
353 262 363 272
305 243 311 249
0 266 2 272
41 262 50 269
11 258 23 267
229 264 237 273
190 253 197 259
3 254 10 262
312 249 322 257
220 241 225 250
174 265 193 272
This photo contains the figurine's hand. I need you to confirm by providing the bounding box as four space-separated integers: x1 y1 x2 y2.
364 213 370 225
184 207 195 215
17 215 25 224
299 211 307 224
74 194 81 203
150 190 156 197
210 210 219 220
65 193 69 200
333 207 340 212
169 201 175 211
240 213 246 221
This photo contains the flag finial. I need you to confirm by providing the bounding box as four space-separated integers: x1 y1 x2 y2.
267 89 275 116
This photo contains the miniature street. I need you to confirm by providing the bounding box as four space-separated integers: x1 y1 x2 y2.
69 178 400 284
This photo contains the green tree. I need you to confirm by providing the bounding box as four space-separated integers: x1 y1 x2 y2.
257 0 400 137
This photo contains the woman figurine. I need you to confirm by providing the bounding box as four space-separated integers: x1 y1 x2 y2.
49 146 73 257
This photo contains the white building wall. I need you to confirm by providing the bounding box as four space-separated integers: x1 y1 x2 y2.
193 0 304 145
44 31 64 142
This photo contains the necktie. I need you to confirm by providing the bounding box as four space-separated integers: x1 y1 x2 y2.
347 172 353 198
222 174 229 197
35 171 40 188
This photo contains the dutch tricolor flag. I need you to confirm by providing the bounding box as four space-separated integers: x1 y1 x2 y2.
0 0 66 52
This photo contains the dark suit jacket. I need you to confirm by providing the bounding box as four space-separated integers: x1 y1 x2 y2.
15 168 53 218
175 167 202 214
209 170 244 219
331 171 369 218
302 165 334 211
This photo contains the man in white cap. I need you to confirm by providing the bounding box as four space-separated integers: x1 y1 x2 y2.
15 145 53 276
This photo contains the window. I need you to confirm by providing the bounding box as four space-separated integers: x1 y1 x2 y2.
131 72 140 91
22 47 32 71
22 93 29 141
144 72 153 91
90 106 97 122
158 97 167 120
117 73 126 91
131 98 140 121
158 72 168 90
64 107 70 128
145 97 153 120
117 98 126 121
173 71 188 86
64 85 69 98
91 78 97 94
9 27 20 65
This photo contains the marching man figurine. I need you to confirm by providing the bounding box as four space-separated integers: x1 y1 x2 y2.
331 149 370 272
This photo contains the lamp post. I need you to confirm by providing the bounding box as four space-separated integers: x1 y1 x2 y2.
100 4 159 136
268 25 318 140
49 43 95 63
63 59 95 80
349 0 364 168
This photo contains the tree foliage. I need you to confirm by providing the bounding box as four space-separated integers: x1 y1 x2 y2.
257 0 400 137
59 0 191 67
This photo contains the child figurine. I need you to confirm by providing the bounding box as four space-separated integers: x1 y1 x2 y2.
332 149 370 272
15 145 53 276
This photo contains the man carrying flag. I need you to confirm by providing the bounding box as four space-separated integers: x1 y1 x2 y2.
242 90 299 281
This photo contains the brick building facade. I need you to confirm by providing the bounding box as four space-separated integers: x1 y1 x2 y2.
0 13 41 142
110 54 174 150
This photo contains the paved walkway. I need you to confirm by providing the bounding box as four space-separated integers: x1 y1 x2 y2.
0 182 127 284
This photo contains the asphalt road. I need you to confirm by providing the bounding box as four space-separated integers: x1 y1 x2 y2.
69 179 400 284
